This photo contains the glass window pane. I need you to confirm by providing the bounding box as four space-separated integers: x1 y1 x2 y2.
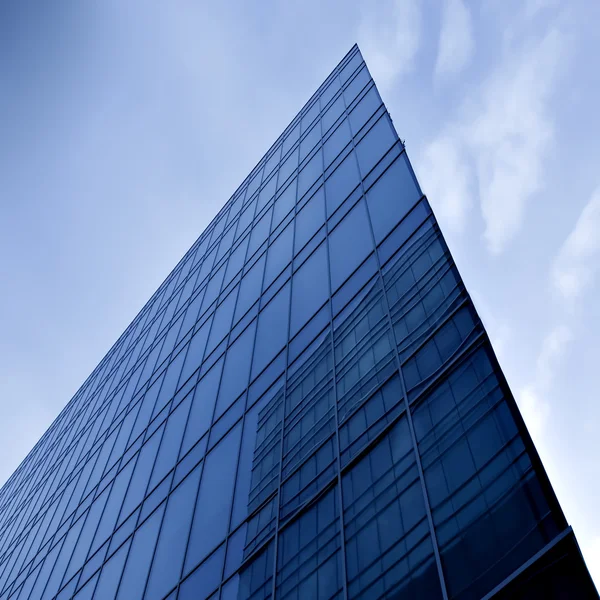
299 120 321 162
257 172 277 213
320 75 341 108
234 197 256 242
325 153 360 217
205 289 237 355
349 87 381 134
329 200 373 291
324 119 351 167
145 465 202 600
272 180 296 231
93 539 131 599
366 154 421 245
291 243 329 336
234 252 266 323
179 315 211 386
298 148 323 200
179 545 224 600
184 423 242 573
282 123 300 157
116 503 165 599
223 234 249 286
264 222 293 289
294 187 325 254
149 396 191 489
344 66 370 105
181 357 223 456
302 100 320 132
248 207 272 258
252 282 291 378
215 319 257 420
322 96 344 133
278 146 299 188
356 115 396 176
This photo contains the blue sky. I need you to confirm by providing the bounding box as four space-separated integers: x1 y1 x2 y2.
1 0 598 584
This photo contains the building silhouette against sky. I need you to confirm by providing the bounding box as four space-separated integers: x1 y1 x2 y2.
0 45 596 600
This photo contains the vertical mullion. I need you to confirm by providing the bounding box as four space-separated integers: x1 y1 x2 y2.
346 51 450 600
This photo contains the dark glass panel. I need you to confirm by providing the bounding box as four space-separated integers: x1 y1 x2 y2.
184 422 242 573
328 199 373 291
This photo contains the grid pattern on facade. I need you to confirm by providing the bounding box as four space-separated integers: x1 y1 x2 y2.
0 45 595 600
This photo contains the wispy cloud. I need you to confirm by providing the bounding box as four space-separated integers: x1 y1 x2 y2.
468 27 567 254
552 186 600 304
518 324 572 441
434 0 474 80
419 16 569 255
420 134 472 234
358 0 421 90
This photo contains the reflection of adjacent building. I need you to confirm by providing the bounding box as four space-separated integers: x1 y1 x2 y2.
237 189 595 598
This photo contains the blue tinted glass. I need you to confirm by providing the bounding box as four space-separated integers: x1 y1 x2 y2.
301 100 320 132
246 168 262 199
184 423 242 573
320 75 341 107
278 146 299 188
201 263 226 313
181 358 223 456
294 187 325 253
298 148 323 201
248 208 271 258
264 145 281 179
344 66 370 105
282 123 300 157
115 503 165 599
179 316 211 386
234 252 266 323
205 289 237 355
215 320 256 419
325 152 360 217
264 222 293 289
149 396 190 489
349 86 380 134
329 200 373 291
272 181 296 231
119 428 163 520
324 119 351 167
322 96 344 133
257 172 277 213
223 234 249 286
339 52 362 83
179 545 224 600
93 539 130 599
299 120 321 161
235 197 256 241
366 154 421 244
356 115 396 176
216 223 235 262
291 243 329 336
252 282 290 377
145 465 202 600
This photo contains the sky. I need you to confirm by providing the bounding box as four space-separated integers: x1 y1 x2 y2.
1 0 598 585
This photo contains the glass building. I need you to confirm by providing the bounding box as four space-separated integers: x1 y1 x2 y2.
0 45 596 600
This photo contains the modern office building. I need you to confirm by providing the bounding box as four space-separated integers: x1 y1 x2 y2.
0 45 596 600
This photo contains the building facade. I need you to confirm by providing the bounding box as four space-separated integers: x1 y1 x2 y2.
0 46 596 600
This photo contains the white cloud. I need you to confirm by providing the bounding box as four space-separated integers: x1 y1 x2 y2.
358 0 421 90
419 134 472 235
517 324 572 443
435 0 474 80
466 27 566 254
552 186 600 303
419 21 568 255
